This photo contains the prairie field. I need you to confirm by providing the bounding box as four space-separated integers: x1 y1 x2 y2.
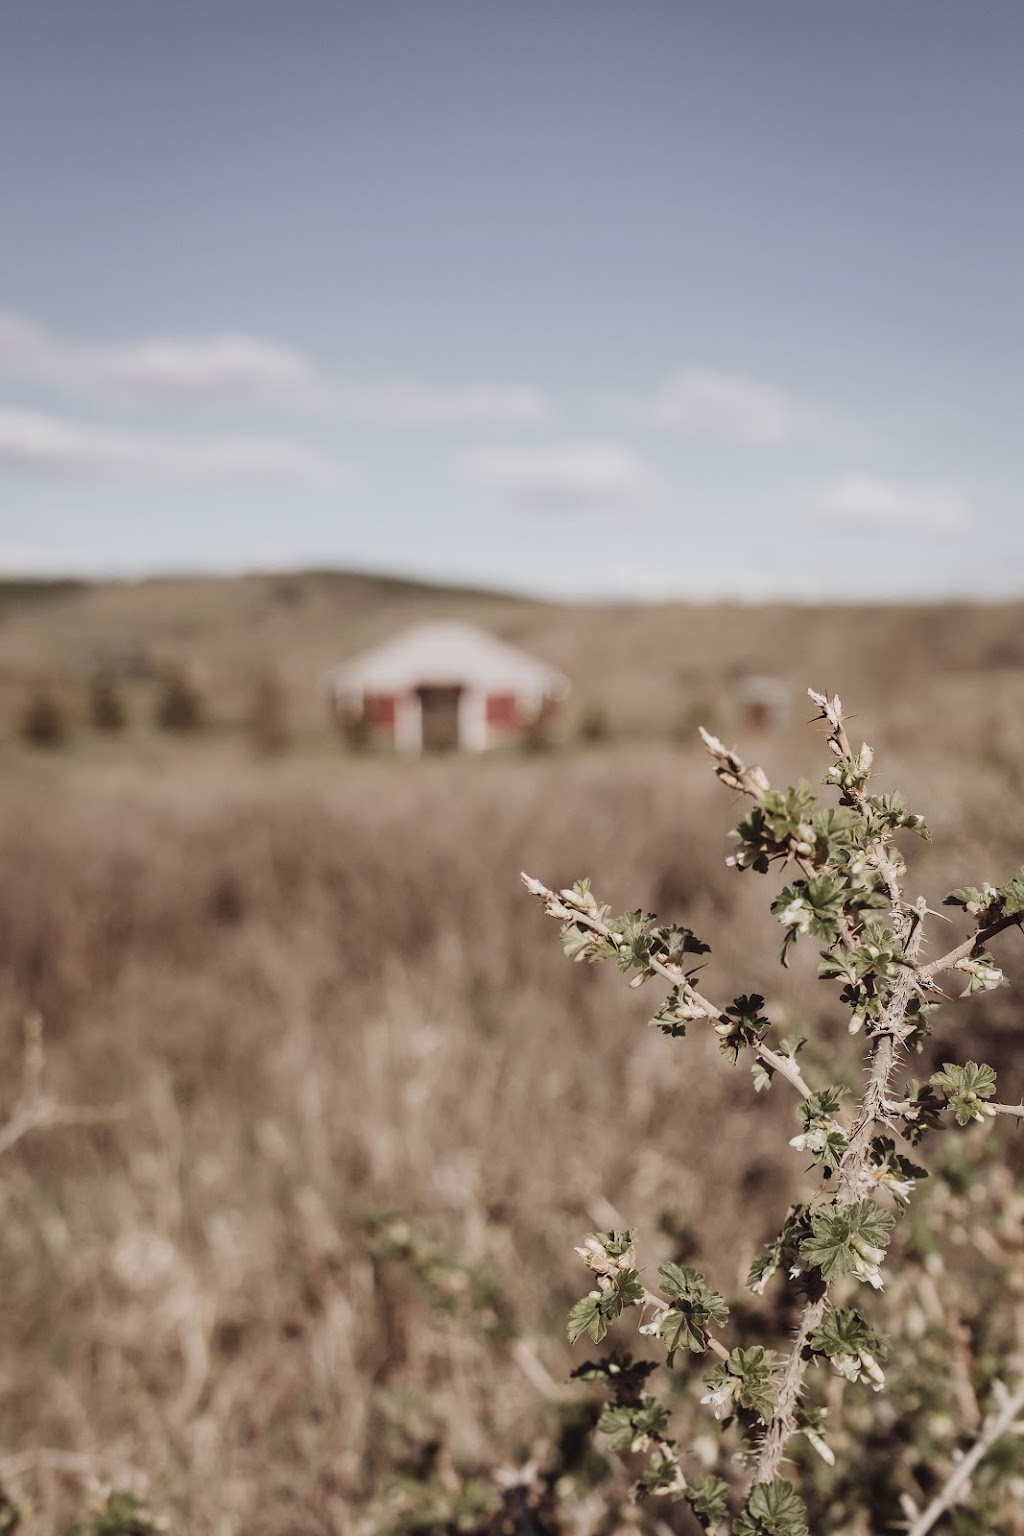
2 577 1024 1533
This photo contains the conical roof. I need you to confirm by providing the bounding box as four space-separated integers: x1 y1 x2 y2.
330 621 568 696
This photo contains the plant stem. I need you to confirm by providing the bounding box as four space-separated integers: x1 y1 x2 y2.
919 910 1023 984
521 875 817 1102
751 896 927 1484
905 1376 1024 1536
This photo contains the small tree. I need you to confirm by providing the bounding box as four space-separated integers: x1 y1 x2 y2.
524 688 1024 1534
579 701 611 745
18 678 69 748
154 665 204 734
247 665 290 755
88 669 128 732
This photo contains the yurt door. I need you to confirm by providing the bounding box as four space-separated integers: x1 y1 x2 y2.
417 685 462 751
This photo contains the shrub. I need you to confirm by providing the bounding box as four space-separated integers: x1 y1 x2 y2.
578 701 611 744
153 666 204 733
339 707 369 751
246 665 289 755
64 1489 167 1536
18 678 69 748
88 669 128 732
524 688 1024 1534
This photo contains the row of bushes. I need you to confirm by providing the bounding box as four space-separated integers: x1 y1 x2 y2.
12 673 721 757
14 667 289 754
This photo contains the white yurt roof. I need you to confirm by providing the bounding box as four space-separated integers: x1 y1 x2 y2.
330 621 569 696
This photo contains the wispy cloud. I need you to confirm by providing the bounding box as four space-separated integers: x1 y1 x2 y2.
0 407 339 484
339 377 549 426
0 312 322 408
812 475 971 532
0 311 551 426
460 441 661 514
643 368 818 445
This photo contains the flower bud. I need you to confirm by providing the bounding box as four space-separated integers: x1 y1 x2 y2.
803 1426 837 1466
859 1349 886 1390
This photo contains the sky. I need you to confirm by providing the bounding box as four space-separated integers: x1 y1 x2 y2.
1 1 1022 600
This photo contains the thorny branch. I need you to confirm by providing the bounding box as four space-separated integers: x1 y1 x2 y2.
918 908 1024 986
752 893 927 1487
520 874 816 1104
527 684 1024 1529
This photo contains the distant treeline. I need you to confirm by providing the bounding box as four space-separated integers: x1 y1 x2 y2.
14 665 289 754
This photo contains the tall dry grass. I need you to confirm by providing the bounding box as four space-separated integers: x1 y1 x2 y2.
1 740 1022 1532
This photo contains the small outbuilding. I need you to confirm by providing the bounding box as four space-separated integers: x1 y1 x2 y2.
740 674 791 732
327 620 570 752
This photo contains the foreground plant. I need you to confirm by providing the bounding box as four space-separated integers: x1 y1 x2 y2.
523 689 1024 1534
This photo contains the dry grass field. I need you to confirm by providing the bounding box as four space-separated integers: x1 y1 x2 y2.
4 571 1024 751
2 575 1024 1533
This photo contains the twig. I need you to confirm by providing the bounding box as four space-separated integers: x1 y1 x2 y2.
520 875 816 1103
988 1101 1024 1121
584 1250 731 1362
0 1445 145 1482
904 1376 1024 1536
0 1098 126 1160
751 717 928 1487
918 910 1024 986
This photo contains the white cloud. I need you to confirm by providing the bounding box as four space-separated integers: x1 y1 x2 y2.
0 311 550 426
0 312 322 407
0 407 339 485
645 368 816 445
812 475 971 532
460 441 661 514
339 377 549 426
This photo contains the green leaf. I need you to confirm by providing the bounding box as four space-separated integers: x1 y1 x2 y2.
931 1060 998 1124
656 1264 729 1357
809 1306 888 1363
747 1206 810 1295
869 1136 927 1203
944 884 990 915
799 1200 894 1284
584 1229 637 1260
944 869 1024 921
596 1403 639 1452
932 1060 997 1099
650 985 689 1037
650 923 711 963
734 1479 809 1536
728 783 819 873
868 790 929 839
659 1305 708 1357
900 1080 944 1145
997 868 1024 916
569 1351 656 1400
771 875 847 954
567 1294 607 1346
630 1447 686 1500
751 1058 774 1093
597 1395 670 1452
703 1346 782 1423
614 1267 646 1307
792 1086 849 1170
715 993 771 1064
688 1474 730 1527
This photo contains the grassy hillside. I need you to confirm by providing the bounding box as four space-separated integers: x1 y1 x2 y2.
2 570 1024 767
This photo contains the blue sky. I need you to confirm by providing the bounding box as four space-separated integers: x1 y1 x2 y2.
1 1 1022 598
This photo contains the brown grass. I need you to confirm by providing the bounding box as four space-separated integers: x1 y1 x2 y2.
2 602 1024 1530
